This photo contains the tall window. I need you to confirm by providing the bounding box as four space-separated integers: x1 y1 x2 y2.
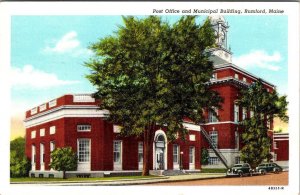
189 147 195 164
208 108 218 123
32 145 36 164
235 131 239 149
78 139 90 162
173 145 179 163
40 143 45 165
209 131 218 148
235 156 241 164
250 110 254 118
242 107 247 120
113 140 122 163
138 142 143 164
234 104 239 122
50 141 55 162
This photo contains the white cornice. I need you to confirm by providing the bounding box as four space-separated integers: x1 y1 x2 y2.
24 105 109 128
200 121 238 125
214 64 275 88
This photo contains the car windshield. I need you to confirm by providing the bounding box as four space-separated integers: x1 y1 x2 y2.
232 164 243 168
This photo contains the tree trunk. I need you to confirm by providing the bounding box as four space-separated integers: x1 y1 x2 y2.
63 170 66 179
142 123 155 176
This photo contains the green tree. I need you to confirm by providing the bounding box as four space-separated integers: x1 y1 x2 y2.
10 137 31 177
85 16 222 175
201 147 209 165
49 147 77 179
237 80 288 168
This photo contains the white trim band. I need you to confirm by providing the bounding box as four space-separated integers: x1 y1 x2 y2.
24 105 109 128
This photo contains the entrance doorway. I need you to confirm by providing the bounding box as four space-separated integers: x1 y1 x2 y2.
155 134 166 170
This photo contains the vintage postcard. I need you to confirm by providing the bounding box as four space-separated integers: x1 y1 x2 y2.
0 1 299 195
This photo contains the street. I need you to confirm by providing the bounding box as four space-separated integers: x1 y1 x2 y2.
144 171 288 186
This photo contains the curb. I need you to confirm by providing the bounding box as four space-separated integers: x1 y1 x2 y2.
10 174 228 186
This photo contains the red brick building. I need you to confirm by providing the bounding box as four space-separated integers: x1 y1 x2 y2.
273 133 289 168
24 16 277 177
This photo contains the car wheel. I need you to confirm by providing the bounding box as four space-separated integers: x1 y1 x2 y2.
239 172 243 177
274 169 279 174
260 170 266 175
250 172 253 177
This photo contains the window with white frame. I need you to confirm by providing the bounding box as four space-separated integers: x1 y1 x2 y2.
40 143 45 164
40 128 45 137
138 142 143 164
235 156 241 164
234 104 239 122
242 107 247 120
189 134 196 141
113 140 122 163
243 77 247 82
50 141 55 153
173 144 179 163
274 141 278 149
31 145 36 164
78 139 90 162
31 130 36 139
234 73 239 79
235 131 239 149
209 131 218 148
50 126 56 135
208 108 218 123
189 147 195 164
250 110 254 118
50 141 55 163
209 157 220 165
211 73 217 80
273 153 277 161
77 125 91 132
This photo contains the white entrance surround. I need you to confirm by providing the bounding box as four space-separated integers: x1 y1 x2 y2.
77 139 91 171
153 129 168 170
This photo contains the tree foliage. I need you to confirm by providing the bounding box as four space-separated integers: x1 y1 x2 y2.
49 147 77 179
237 80 288 168
201 147 209 165
85 16 222 175
10 137 30 177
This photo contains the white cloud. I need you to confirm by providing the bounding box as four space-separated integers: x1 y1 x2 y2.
232 50 282 71
43 31 92 56
11 64 80 89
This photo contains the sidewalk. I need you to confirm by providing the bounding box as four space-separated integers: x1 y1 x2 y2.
11 173 226 186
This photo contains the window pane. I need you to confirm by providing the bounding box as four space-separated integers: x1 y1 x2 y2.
113 141 121 163
78 139 90 162
138 142 143 163
173 145 178 163
189 147 194 163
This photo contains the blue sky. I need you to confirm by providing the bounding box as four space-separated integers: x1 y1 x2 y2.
11 15 288 115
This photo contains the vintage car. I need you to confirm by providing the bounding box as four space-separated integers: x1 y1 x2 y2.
256 163 283 174
226 163 254 177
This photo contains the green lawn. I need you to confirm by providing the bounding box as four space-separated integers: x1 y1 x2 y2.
200 168 227 173
11 175 160 182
